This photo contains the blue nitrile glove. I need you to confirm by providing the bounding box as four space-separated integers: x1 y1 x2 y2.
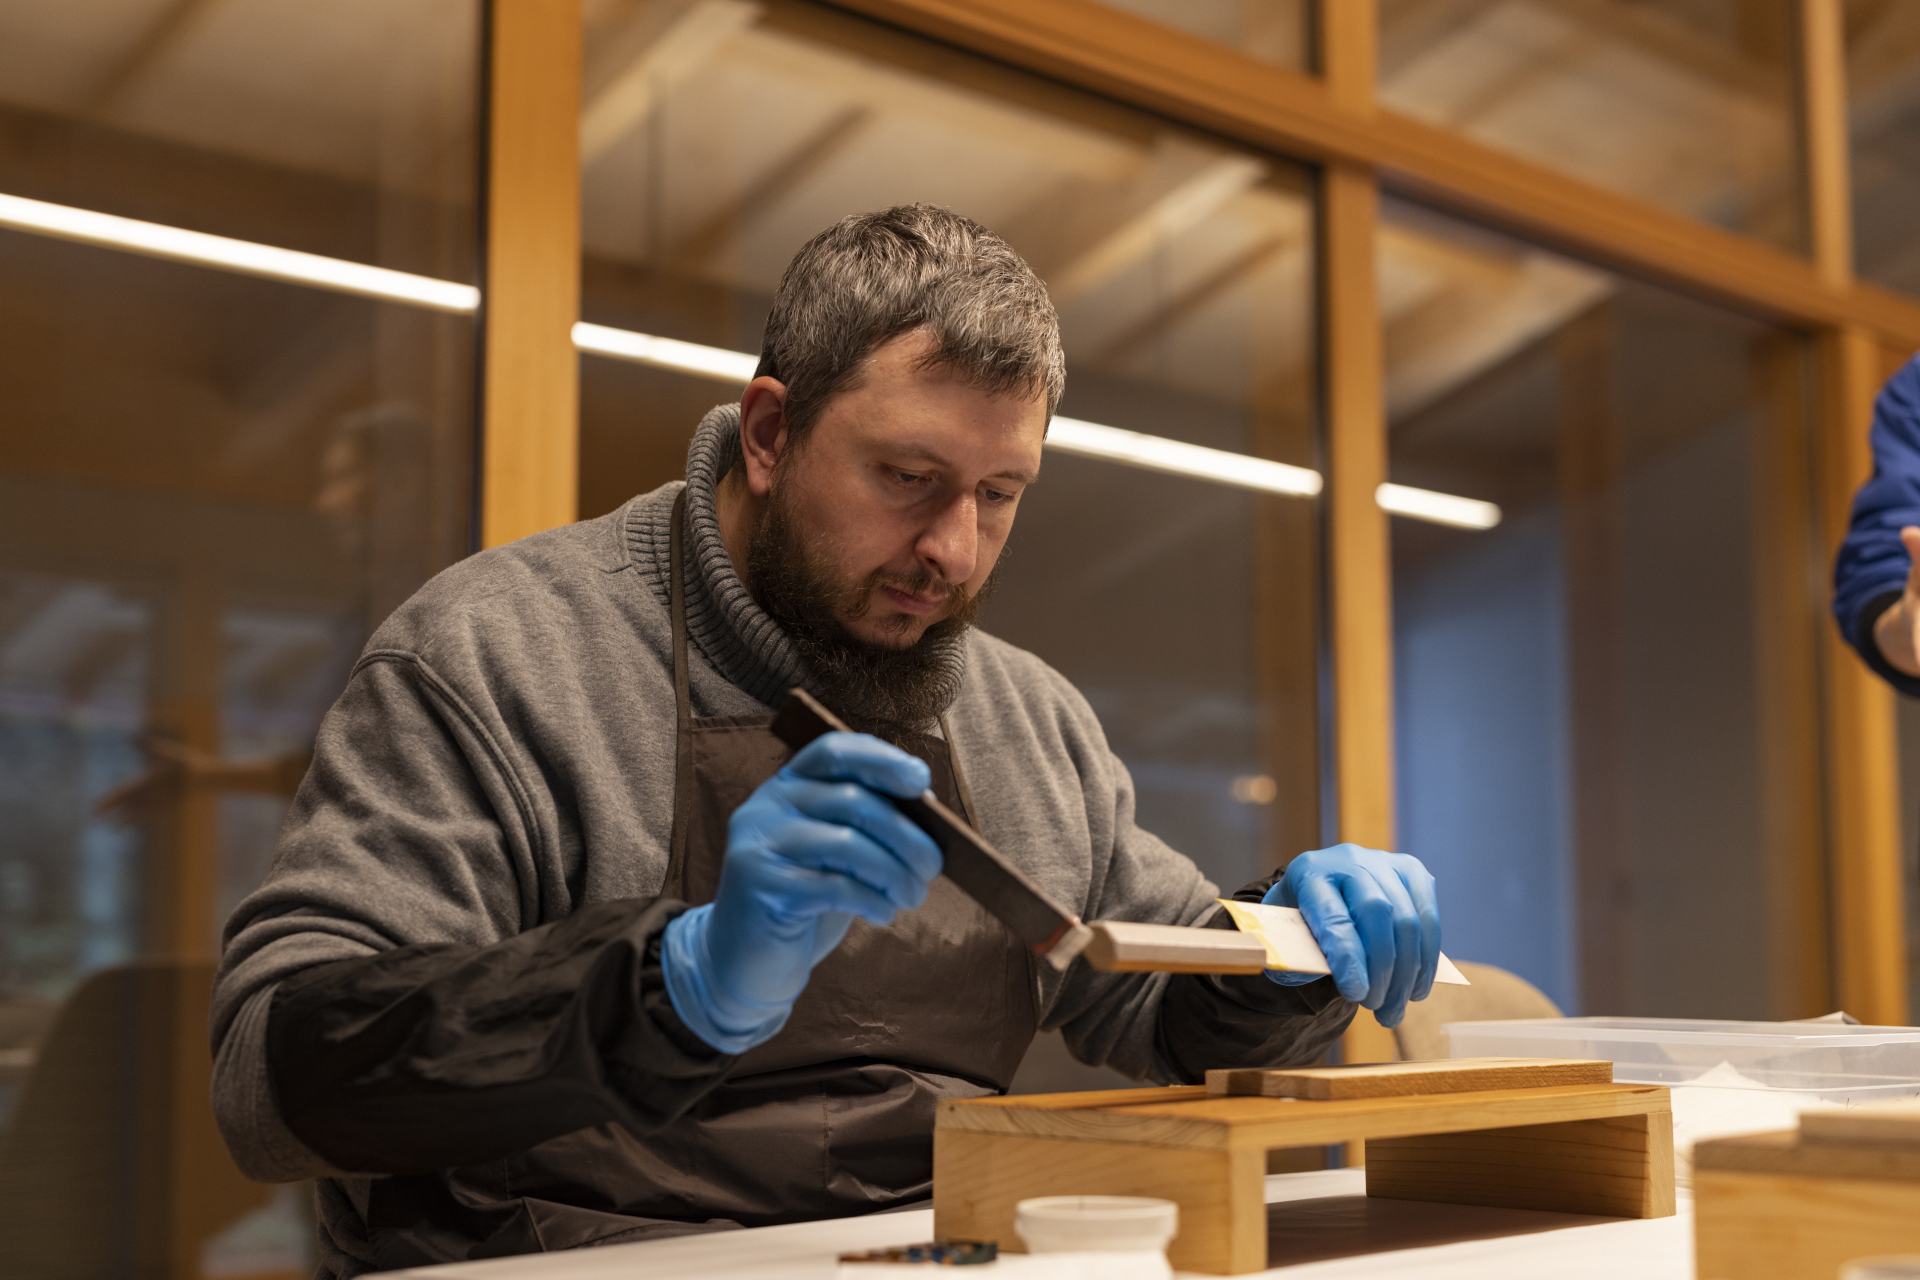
661 731 944 1053
1261 843 1440 1029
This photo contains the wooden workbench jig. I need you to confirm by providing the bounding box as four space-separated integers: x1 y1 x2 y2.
934 1058 1674 1275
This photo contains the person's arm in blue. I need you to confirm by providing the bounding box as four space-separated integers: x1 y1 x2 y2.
1833 353 1920 696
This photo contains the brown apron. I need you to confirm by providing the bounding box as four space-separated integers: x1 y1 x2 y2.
487 491 1039 1252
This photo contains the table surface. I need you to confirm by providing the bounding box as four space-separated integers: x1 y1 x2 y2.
377 1169 1697 1279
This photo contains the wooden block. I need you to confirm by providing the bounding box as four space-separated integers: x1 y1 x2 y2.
933 1128 1267 1275
1695 1168 1920 1280
1695 1127 1920 1182
1206 1057 1613 1100
1366 1109 1675 1218
1799 1098 1920 1147
934 1082 1673 1274
1081 920 1269 974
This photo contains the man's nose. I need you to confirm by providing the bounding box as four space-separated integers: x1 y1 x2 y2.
916 494 978 586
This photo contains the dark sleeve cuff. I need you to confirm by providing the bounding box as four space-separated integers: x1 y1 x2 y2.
1151 872 1355 1081
1851 591 1920 698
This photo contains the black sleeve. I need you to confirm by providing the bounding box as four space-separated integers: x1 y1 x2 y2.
1152 872 1355 1081
266 897 736 1175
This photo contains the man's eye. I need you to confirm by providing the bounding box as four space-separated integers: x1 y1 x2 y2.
982 487 1016 507
889 468 930 487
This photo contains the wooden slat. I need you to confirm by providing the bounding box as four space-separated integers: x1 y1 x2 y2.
1696 1167 1920 1280
824 0 1920 351
1082 920 1270 974
1797 0 1853 288
1318 0 1374 112
939 1083 1670 1152
1206 1057 1611 1101
481 0 582 549
1813 326 1909 1025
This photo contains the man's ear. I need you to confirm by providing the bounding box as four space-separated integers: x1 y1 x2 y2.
738 377 790 499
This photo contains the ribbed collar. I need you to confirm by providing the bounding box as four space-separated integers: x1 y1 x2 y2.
626 403 968 721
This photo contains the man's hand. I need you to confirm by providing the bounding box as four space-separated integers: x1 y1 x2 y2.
661 732 944 1053
1261 843 1440 1028
1872 526 1920 677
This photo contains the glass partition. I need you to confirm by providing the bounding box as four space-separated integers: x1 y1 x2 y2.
1380 0 1803 250
1382 197 1824 1021
0 4 480 1274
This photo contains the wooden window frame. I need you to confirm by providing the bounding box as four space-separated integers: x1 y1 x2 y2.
478 0 1915 1023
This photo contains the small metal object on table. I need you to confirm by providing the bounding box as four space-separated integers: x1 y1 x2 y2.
933 1058 1675 1275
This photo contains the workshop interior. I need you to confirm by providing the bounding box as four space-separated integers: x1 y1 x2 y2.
3 1 1920 1277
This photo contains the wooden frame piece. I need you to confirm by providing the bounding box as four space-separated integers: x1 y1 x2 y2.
934 1081 1674 1274
1082 921 1269 974
481 0 582 549
825 0 1920 350
1206 1057 1612 1100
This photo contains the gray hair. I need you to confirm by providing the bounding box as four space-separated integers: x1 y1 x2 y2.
754 204 1066 438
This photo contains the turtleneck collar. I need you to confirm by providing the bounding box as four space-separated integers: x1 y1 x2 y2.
627 403 969 722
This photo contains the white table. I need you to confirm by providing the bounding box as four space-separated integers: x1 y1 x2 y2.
378 1169 1696 1279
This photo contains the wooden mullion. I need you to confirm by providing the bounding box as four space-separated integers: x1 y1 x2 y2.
823 0 1920 349
480 0 582 549
1796 0 1907 1024
1313 0 1400 1101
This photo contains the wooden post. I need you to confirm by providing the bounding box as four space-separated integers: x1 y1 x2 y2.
1813 327 1909 1025
1798 0 1908 1024
1316 0 1401 1108
481 0 583 548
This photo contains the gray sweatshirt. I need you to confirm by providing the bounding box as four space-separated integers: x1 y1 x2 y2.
210 406 1350 1269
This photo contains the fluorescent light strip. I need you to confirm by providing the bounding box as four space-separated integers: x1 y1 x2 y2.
1048 415 1321 497
1377 482 1503 530
0 192 480 313
0 193 1499 528
572 322 760 381
572 325 1507 527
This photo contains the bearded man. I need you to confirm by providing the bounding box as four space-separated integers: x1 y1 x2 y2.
211 204 1442 1277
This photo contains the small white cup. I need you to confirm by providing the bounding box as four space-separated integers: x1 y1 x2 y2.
1014 1195 1178 1255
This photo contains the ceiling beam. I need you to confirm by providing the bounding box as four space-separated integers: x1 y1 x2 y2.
581 0 763 164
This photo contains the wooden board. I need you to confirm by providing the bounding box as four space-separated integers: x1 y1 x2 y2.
1206 1057 1612 1100
1693 1128 1920 1182
1081 920 1269 974
938 1083 1670 1152
1798 1098 1920 1147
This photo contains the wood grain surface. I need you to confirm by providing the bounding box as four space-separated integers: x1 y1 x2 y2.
1206 1057 1613 1100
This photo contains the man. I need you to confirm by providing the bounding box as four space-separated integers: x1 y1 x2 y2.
1835 352 1920 690
212 204 1443 1276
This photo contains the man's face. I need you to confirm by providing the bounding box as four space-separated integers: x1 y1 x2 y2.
757 332 1047 650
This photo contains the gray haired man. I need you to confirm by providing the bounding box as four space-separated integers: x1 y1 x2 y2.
211 205 1439 1276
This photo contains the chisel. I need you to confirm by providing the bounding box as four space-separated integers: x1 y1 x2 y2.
771 687 1094 971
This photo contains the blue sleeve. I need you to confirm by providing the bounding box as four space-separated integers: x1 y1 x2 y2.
1833 352 1920 696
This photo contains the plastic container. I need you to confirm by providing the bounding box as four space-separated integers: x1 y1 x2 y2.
1445 1017 1920 1103
1842 1260 1920 1280
1014 1195 1178 1255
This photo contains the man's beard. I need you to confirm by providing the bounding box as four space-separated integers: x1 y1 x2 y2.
747 482 994 737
